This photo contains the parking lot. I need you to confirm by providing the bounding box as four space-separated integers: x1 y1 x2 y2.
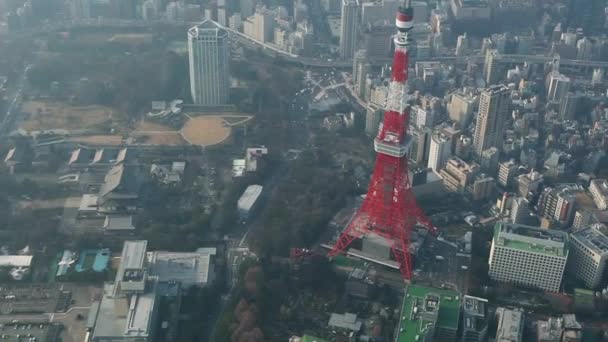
0 285 58 314
0 323 59 342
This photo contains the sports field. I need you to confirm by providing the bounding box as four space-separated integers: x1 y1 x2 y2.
21 101 112 131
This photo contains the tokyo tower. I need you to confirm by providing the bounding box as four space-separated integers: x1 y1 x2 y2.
329 0 437 281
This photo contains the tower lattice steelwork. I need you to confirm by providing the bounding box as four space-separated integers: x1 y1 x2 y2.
329 0 437 281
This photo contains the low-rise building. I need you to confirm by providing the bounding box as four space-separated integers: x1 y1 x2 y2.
328 312 362 334
147 248 217 288
537 317 563 342
495 307 523 342
237 185 263 220
98 163 141 213
488 222 569 292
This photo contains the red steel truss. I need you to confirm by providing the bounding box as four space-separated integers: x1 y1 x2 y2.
328 0 437 281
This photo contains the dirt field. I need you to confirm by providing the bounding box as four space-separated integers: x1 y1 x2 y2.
181 116 232 146
130 131 186 145
21 101 112 131
68 135 123 145
135 120 174 132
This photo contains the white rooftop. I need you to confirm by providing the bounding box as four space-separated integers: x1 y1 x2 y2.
328 312 362 332
0 255 33 267
237 185 263 211
147 248 217 287
496 307 523 342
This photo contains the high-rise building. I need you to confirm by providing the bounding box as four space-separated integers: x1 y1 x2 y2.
428 129 452 172
590 179 608 210
339 0 360 59
537 184 582 227
440 157 480 193
516 170 543 198
447 92 475 128
495 308 524 342
353 50 370 98
559 92 582 121
243 6 275 43
576 37 593 60
69 0 91 18
547 72 571 103
480 147 499 176
592 68 604 86
473 85 510 158
188 20 230 106
413 105 437 129
240 0 256 18
364 106 383 136
470 174 495 201
362 23 393 58
229 13 242 30
455 33 469 56
510 197 530 224
497 159 518 188
488 222 569 292
569 224 608 289
462 295 489 342
409 126 431 165
217 7 227 26
483 49 503 85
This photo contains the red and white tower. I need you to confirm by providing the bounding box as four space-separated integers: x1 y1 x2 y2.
329 0 437 281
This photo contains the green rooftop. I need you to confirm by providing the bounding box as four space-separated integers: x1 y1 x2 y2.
493 222 569 257
397 285 461 342
301 335 328 342
332 255 366 269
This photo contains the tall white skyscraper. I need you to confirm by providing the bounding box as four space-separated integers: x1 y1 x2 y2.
547 72 570 103
428 130 452 172
473 85 510 158
339 0 359 59
188 20 230 105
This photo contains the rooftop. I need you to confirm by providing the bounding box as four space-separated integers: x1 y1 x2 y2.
0 255 33 267
92 283 157 340
591 179 608 196
103 216 135 231
496 307 523 341
571 224 608 255
397 285 461 342
328 312 362 332
237 185 263 211
493 221 569 257
147 248 217 287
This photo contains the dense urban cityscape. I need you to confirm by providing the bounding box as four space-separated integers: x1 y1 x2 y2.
1 0 608 341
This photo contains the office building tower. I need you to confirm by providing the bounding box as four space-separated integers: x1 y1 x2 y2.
569 224 608 289
547 72 570 103
243 6 275 42
413 105 437 129
428 129 452 172
488 222 569 292
473 85 510 158
470 174 495 201
217 7 227 26
537 184 581 227
353 50 370 98
240 0 256 18
229 13 242 30
516 170 543 197
480 147 499 176
592 68 604 86
455 33 469 56
362 23 393 58
440 157 480 193
409 126 431 165
590 179 608 210
495 308 524 342
483 49 503 85
339 0 359 59
559 92 581 121
481 37 492 56
497 159 518 188
510 197 530 224
69 0 90 18
188 20 230 106
447 92 475 128
576 37 593 60
364 106 383 136
462 296 489 342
